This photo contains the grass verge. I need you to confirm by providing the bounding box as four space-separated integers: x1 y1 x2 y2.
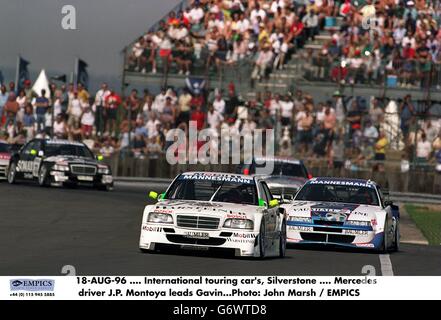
405 204 441 246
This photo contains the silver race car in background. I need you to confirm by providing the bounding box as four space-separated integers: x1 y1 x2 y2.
240 157 312 202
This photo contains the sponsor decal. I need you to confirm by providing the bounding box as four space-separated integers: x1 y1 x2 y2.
226 238 255 244
310 203 359 222
232 233 257 239
344 229 369 236
142 226 162 232
288 226 312 232
10 279 55 292
227 213 248 219
154 209 173 214
183 232 210 239
309 179 374 188
180 173 253 184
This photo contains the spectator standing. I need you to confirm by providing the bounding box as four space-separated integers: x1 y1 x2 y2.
374 131 388 162
94 83 111 137
34 89 50 132
105 90 122 136
3 92 19 129
416 132 432 165
22 103 35 141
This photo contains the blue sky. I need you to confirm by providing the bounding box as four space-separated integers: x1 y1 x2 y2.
0 0 179 91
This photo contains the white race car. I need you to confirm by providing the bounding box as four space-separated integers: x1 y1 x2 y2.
139 172 287 258
283 177 400 252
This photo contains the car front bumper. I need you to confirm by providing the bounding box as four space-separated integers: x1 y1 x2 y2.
49 170 113 187
139 223 260 257
287 220 382 249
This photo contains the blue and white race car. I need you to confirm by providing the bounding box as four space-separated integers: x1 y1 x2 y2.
283 177 400 252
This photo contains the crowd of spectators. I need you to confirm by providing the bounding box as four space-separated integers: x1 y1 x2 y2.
308 0 441 88
127 0 321 79
2 76 441 171
127 0 441 89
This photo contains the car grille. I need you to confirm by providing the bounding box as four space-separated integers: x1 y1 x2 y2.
176 215 220 230
71 165 96 175
313 220 344 233
166 235 226 246
300 232 355 244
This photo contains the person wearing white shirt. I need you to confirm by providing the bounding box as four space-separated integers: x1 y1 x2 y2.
94 83 110 136
188 4 204 24
146 114 161 139
417 133 432 162
67 92 83 129
250 5 266 25
207 105 224 129
213 93 226 115
153 90 167 114
280 97 294 127
269 94 282 117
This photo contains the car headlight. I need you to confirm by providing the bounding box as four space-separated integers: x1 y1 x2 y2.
345 220 371 226
98 165 110 174
223 219 254 230
53 164 69 171
147 212 173 224
288 216 311 222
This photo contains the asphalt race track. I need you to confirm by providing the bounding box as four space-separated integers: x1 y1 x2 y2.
1 181 440 276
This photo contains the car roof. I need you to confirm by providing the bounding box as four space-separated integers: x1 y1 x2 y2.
253 156 302 165
180 171 254 180
42 139 85 147
306 177 377 188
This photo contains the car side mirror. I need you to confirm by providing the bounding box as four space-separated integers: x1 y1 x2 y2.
384 200 393 207
269 199 279 208
149 191 159 200
149 191 165 201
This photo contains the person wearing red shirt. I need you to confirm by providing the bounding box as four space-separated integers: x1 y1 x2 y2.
104 90 122 136
191 104 205 131
190 92 205 111
290 16 305 48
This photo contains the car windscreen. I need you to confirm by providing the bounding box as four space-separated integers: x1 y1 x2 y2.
255 161 307 178
295 183 379 206
0 143 10 153
166 176 258 205
45 144 94 158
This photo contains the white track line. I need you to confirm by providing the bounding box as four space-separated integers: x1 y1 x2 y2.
379 254 394 276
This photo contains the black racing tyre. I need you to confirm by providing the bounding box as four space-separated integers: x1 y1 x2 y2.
279 219 287 258
259 220 266 259
380 220 389 253
7 162 18 184
391 219 400 252
38 165 49 187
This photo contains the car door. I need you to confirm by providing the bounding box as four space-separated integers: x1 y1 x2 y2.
17 141 36 177
261 182 278 240
31 140 43 177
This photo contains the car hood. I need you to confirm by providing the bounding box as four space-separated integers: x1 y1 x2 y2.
283 201 381 222
150 199 263 219
45 155 98 165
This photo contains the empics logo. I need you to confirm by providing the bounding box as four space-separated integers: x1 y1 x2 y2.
10 279 55 291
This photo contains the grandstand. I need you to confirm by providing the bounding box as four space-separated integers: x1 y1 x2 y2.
122 0 441 102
